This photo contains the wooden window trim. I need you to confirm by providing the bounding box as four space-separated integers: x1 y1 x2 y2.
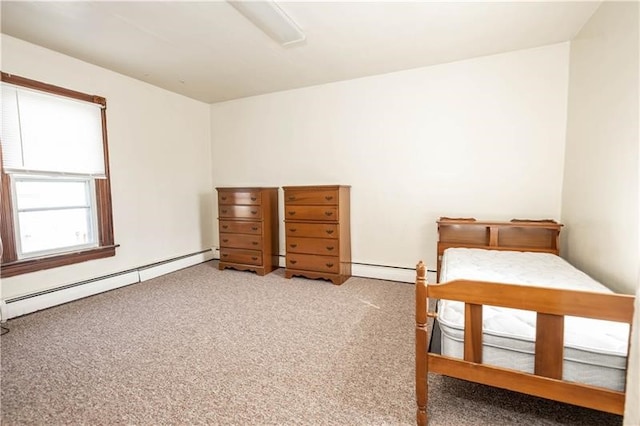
1 246 118 278
0 72 117 278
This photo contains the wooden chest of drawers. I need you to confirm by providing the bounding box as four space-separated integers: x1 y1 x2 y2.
283 185 351 285
216 187 278 276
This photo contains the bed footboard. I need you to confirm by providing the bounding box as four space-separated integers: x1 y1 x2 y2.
414 261 635 425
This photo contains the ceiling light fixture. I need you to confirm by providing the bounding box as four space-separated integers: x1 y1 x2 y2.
228 0 306 46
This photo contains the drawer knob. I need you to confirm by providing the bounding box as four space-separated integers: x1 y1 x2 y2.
252 242 258 245
326 246 334 251
288 211 296 216
252 256 258 261
222 254 228 258
222 239 228 243
290 244 297 248
251 210 257 215
221 209 228 214
251 196 257 201
326 230 334 235
326 263 334 268
290 228 297 232
222 225 228 229
290 260 297 265
324 211 333 216
288 196 296 201
251 227 258 231
221 196 227 201
325 196 333 201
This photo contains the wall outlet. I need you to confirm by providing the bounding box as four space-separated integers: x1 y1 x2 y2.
0 300 7 323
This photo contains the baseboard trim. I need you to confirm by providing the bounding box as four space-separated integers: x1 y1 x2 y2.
4 249 214 320
4 271 139 320
214 249 435 284
5 249 434 320
139 250 216 281
352 263 412 283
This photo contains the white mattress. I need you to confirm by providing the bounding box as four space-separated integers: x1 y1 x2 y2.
437 248 630 391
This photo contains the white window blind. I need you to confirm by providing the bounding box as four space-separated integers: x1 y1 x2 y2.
1 83 105 177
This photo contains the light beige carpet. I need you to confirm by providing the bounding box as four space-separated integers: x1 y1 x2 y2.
0 262 622 425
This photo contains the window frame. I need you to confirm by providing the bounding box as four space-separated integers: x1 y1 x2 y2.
1 72 117 278
11 175 99 259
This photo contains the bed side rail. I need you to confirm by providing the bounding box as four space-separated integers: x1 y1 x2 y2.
427 279 634 323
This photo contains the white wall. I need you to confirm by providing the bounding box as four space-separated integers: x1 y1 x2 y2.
625 3 640 424
1 35 214 300
211 43 570 271
559 3 639 421
562 2 639 295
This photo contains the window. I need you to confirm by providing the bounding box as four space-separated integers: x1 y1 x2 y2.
12 176 98 258
1 72 116 278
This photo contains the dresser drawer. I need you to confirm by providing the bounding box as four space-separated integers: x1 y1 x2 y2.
220 233 262 250
285 223 339 238
219 220 262 234
284 189 338 205
286 237 338 255
287 253 339 274
218 191 261 205
219 205 262 219
220 248 262 266
285 206 338 221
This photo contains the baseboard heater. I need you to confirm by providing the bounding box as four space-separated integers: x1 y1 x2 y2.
274 253 436 283
212 248 437 284
2 249 214 321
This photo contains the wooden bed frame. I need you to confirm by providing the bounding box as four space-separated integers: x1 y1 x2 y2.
415 218 635 425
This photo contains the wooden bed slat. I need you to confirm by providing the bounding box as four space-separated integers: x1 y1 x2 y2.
535 313 564 379
488 226 499 247
427 280 634 323
428 354 625 415
464 303 483 363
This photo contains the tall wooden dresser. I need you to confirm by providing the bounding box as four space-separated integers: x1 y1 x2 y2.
216 187 279 276
283 185 351 285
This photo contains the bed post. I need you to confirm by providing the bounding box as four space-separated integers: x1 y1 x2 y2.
416 261 428 426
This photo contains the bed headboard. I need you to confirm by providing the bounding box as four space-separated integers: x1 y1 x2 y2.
436 217 563 281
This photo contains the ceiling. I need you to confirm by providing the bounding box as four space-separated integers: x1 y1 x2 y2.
1 1 601 104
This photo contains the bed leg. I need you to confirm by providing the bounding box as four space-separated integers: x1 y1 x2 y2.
417 408 427 426
416 325 428 426
416 261 429 425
